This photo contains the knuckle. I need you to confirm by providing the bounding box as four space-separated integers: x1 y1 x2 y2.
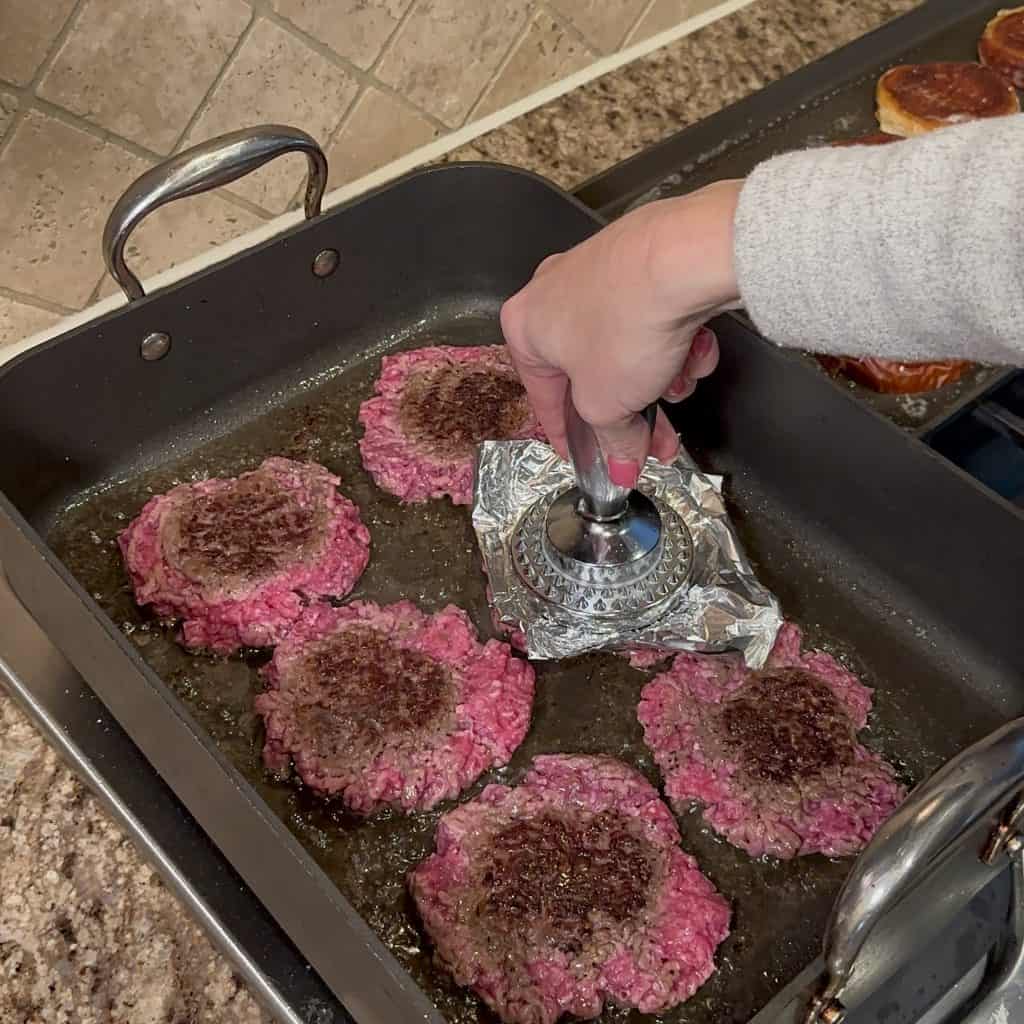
499 296 524 344
569 391 617 428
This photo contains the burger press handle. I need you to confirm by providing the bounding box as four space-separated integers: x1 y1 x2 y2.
546 399 662 569
564 398 658 520
805 716 1024 1024
103 125 328 302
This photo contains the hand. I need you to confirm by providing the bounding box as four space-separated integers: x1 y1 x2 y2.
501 180 743 487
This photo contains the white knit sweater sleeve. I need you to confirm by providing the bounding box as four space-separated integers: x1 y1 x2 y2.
732 114 1024 366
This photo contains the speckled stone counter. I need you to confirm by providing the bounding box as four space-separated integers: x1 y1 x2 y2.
0 0 919 1020
447 0 919 186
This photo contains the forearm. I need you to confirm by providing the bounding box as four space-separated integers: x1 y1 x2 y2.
732 115 1024 366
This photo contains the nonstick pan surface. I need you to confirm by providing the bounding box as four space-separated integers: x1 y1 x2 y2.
1 164 1021 1024
40 320 1022 1024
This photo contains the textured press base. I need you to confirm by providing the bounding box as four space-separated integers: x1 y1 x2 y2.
510 485 694 620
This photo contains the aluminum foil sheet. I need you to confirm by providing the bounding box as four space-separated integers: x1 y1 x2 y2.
473 440 782 668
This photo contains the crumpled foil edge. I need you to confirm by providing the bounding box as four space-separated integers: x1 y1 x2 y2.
472 440 782 669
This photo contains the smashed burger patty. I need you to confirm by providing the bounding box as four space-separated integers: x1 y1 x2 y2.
638 622 906 859
358 344 545 505
876 61 1019 136
409 754 730 1024
255 600 534 813
980 7 1024 89
119 457 370 653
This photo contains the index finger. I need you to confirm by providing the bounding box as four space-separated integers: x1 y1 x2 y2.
509 353 569 460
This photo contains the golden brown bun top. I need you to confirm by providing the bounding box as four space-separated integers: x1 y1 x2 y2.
983 7 1024 55
879 62 1018 122
831 132 903 147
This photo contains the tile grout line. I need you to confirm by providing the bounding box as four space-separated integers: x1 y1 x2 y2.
537 1 603 55
170 8 259 156
282 0 409 209
366 0 418 76
23 96 171 162
83 182 273 308
274 0 421 211
0 86 170 169
84 273 107 310
464 7 543 125
0 0 88 161
6 0 756 334
27 0 90 90
621 0 660 50
0 285 78 317
279 0 760 206
4 0 758 363
253 2 451 134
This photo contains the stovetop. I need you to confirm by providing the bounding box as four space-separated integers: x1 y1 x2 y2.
927 370 1024 510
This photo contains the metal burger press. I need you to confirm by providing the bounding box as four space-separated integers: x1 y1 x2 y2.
474 395 782 665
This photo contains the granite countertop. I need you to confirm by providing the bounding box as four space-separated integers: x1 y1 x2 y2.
0 0 919 1020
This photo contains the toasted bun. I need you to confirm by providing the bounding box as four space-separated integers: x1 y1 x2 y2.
831 132 903 147
876 62 1019 136
980 7 1024 88
818 356 973 394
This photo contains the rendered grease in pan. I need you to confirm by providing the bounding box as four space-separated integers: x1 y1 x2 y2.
47 316 927 1024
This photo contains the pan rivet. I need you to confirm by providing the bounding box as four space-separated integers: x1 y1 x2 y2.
312 248 340 278
140 331 171 361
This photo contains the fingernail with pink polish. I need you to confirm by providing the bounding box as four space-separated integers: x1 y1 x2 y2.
608 457 640 488
666 370 687 394
691 327 714 359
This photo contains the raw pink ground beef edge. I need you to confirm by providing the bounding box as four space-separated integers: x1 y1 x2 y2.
118 457 370 654
638 622 906 859
358 344 545 505
255 600 535 814
409 754 730 1024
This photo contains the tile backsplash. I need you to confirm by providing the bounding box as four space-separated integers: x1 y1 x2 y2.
0 0 726 341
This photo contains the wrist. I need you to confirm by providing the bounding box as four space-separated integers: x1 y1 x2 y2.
649 179 743 319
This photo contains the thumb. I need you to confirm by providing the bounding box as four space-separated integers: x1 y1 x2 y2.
592 411 653 489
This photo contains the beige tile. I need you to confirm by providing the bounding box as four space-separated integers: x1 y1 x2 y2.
475 10 594 119
0 0 77 86
376 0 531 127
0 112 148 308
0 295 63 349
327 87 438 188
183 19 357 214
548 0 648 53
0 91 18 140
38 0 250 155
98 192 265 299
462 7 773 190
626 0 725 44
271 0 413 70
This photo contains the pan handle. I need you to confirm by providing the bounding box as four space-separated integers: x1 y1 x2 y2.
805 716 1024 1024
102 125 328 301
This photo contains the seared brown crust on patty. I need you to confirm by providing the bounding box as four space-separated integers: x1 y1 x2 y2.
830 131 903 146
876 62 1019 136
818 356 974 395
980 7 1024 89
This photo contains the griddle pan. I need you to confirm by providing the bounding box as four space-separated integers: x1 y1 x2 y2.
576 0 1017 435
0 129 1022 1024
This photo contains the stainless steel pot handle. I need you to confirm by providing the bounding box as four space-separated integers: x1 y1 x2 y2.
102 125 328 301
564 399 658 519
806 716 1024 1024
